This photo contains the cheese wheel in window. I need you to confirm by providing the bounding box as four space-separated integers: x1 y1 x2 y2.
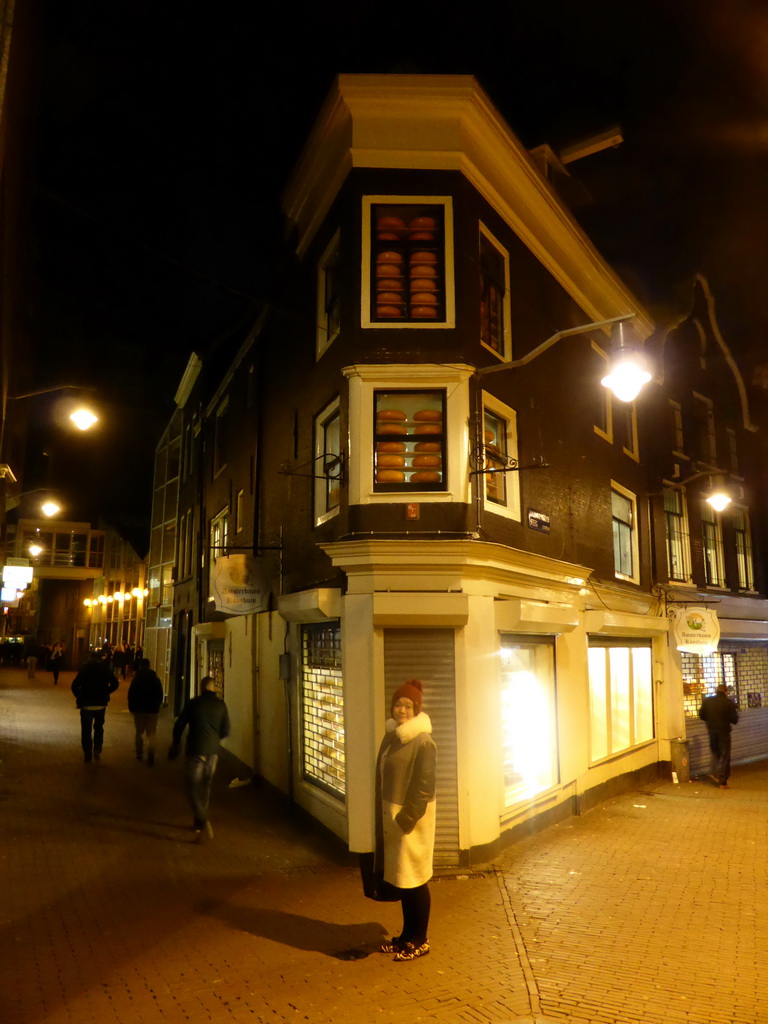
413 454 441 468
409 470 441 483
409 232 435 240
377 410 407 421
411 251 438 263
376 264 403 279
409 264 438 278
378 423 408 435
414 441 441 452
376 305 403 318
377 279 404 292
484 429 496 443
378 215 405 232
377 454 405 468
411 292 439 305
412 306 439 318
376 469 405 483
409 216 436 230
414 410 442 421
377 250 403 263
377 441 406 453
410 279 439 292
414 423 442 434
376 292 404 305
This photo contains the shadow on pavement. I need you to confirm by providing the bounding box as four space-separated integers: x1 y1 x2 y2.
199 900 388 958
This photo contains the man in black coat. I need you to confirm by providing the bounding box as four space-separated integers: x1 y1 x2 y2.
699 684 739 788
127 658 164 765
71 653 120 762
169 676 230 839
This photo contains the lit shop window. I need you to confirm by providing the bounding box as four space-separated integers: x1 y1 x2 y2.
301 622 345 799
500 638 558 807
374 390 446 491
362 197 454 328
479 225 510 357
588 643 654 762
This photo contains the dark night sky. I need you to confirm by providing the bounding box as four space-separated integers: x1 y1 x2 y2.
23 0 768 551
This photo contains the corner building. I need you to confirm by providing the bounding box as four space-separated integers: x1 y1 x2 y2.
159 75 768 868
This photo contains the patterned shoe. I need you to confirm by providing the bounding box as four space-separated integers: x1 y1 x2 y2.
379 936 403 954
393 941 430 962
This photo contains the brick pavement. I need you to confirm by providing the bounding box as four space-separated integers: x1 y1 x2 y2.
3 668 768 1024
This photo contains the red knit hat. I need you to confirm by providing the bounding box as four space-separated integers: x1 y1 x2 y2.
391 678 424 715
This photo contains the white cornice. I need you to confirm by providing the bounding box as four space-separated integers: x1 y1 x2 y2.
282 74 652 336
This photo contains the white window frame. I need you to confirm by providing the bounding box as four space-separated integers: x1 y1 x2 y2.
592 341 613 443
209 507 228 600
316 229 341 359
662 484 693 585
733 506 755 592
479 223 512 360
701 499 726 588
361 195 455 329
611 481 639 584
343 363 472 506
481 391 521 521
314 397 342 526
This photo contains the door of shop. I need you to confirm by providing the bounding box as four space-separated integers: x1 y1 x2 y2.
383 628 460 868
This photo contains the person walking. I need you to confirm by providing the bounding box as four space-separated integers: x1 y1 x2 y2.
699 683 739 788
168 676 230 840
49 642 65 685
374 678 437 963
71 653 120 762
25 638 38 679
127 658 164 765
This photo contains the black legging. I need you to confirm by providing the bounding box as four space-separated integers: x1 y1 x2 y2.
400 883 431 946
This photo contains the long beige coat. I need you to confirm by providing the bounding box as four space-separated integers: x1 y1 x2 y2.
375 712 437 888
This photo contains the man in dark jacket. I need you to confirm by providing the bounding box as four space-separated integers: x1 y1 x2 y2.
71 653 120 762
699 684 739 788
127 658 164 765
169 676 230 839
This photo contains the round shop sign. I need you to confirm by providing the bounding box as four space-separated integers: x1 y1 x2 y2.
671 605 720 654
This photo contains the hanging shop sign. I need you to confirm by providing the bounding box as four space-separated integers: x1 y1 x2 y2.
211 555 269 615
671 606 720 655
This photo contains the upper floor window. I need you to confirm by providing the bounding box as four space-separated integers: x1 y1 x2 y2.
343 363 472 507
663 486 691 583
611 483 638 583
314 398 342 524
374 390 446 492
701 500 725 587
670 400 685 455
592 341 613 443
733 507 755 591
361 196 455 328
316 231 341 358
479 224 511 359
213 398 229 479
615 401 639 461
209 507 228 598
482 393 520 521
694 394 716 465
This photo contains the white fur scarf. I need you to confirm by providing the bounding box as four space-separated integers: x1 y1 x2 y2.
385 711 432 743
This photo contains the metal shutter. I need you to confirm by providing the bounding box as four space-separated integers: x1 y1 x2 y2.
384 628 460 868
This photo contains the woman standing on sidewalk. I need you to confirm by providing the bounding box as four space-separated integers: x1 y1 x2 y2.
49 642 64 685
375 679 436 963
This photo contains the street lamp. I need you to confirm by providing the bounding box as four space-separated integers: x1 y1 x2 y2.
476 314 651 403
663 469 733 512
